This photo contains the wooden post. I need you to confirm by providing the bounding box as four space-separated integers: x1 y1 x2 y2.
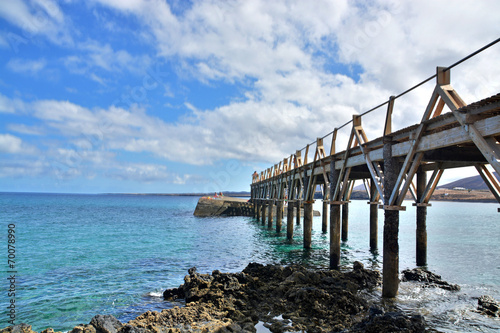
287 201 294 239
329 159 341 269
256 200 261 220
276 200 283 233
370 180 378 250
416 169 428 266
322 200 328 233
268 200 274 228
296 200 301 225
382 136 400 298
341 202 349 241
303 201 313 249
261 201 267 225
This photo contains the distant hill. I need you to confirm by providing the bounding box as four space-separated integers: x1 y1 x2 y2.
438 172 499 190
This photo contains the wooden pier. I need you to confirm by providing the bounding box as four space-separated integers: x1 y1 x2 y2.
250 65 500 298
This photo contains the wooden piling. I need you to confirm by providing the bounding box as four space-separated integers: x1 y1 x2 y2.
304 201 313 249
329 160 341 269
382 137 401 298
268 201 274 228
261 202 267 225
287 201 294 239
370 180 378 250
276 201 283 233
416 170 428 266
296 200 301 225
341 203 349 241
322 201 328 233
256 200 261 220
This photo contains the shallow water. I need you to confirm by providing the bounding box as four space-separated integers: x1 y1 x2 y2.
0 193 498 331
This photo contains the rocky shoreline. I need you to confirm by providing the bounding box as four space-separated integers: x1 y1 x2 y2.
2 264 499 333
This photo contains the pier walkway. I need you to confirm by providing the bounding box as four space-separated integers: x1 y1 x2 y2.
249 42 500 297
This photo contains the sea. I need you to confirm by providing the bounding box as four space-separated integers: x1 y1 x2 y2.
0 192 499 332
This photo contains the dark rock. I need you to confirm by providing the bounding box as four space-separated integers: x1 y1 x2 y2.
349 307 426 332
402 268 460 291
116 325 149 333
163 286 185 301
477 295 500 317
89 315 123 333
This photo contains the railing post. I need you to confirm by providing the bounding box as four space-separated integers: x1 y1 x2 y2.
384 96 395 136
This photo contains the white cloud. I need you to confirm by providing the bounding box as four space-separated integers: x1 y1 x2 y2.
0 93 26 114
7 123 45 135
6 58 47 74
63 40 151 80
0 133 37 154
0 0 73 46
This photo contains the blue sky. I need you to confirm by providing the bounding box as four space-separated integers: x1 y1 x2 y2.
1 0 499 194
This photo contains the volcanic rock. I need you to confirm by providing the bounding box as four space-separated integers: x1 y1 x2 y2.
401 268 460 291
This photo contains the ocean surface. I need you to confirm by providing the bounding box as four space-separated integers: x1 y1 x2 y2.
0 192 499 332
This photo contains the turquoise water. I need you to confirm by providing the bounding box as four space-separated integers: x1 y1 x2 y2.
0 193 499 332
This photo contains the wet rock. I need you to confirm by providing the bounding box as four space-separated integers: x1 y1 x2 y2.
40 329 62 333
348 307 426 332
0 324 37 333
477 295 500 317
401 268 460 291
69 325 96 333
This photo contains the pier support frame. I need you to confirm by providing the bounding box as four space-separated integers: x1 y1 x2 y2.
382 137 402 298
303 201 314 249
276 200 283 233
287 201 294 239
416 170 428 266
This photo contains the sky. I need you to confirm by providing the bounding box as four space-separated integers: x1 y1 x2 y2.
0 0 499 194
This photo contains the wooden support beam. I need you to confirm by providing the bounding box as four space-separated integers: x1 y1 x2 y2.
384 96 395 136
475 164 500 203
330 128 338 155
